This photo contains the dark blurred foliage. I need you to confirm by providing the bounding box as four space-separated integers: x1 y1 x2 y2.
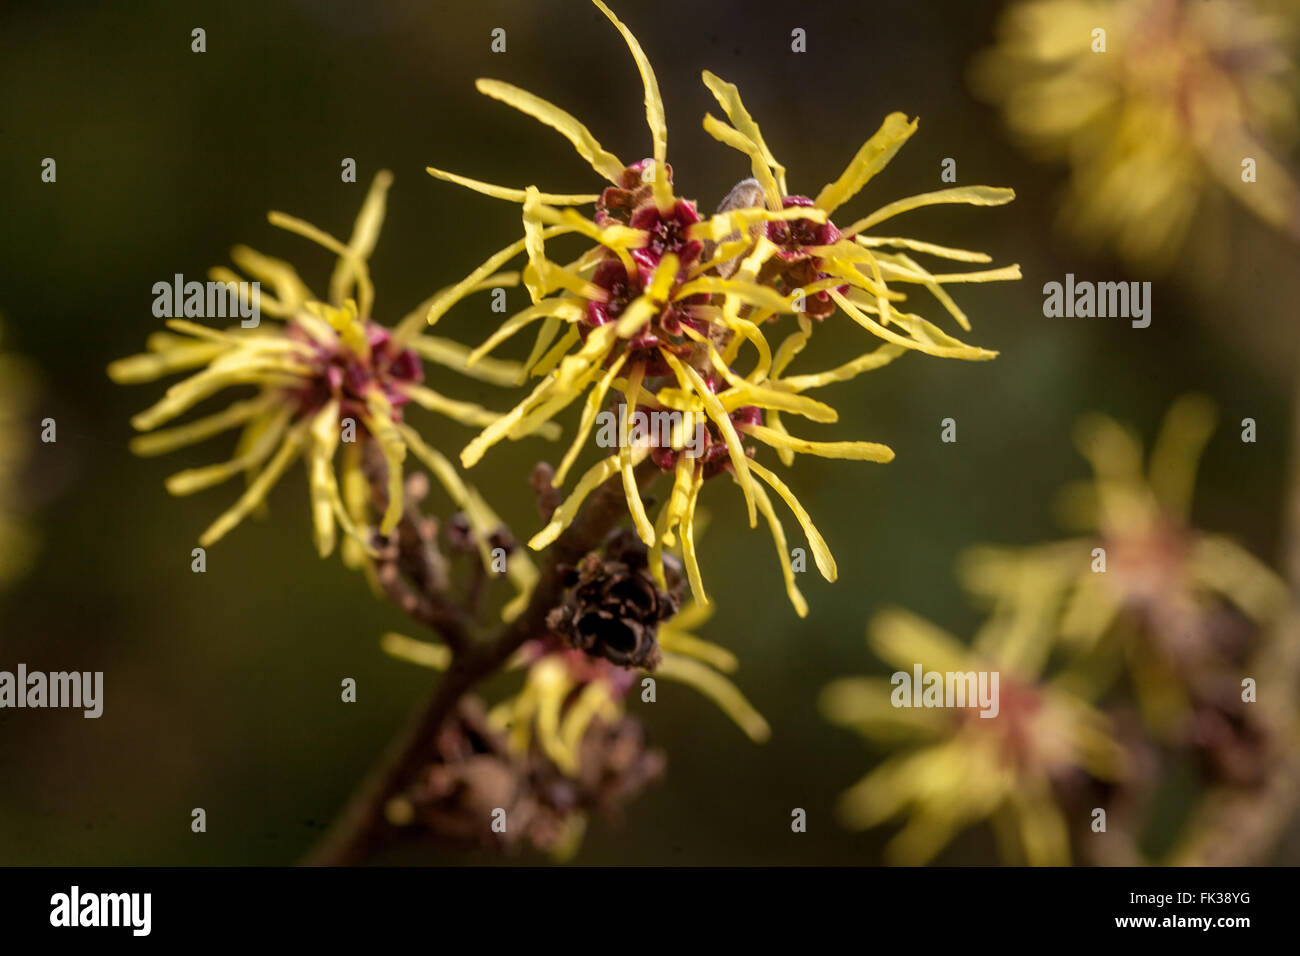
1 0 1296 864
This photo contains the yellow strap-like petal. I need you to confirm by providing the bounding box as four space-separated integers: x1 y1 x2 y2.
108 341 224 384
780 343 906 392
591 0 666 170
662 350 757 527
461 372 563 469
748 477 808 615
657 624 738 673
679 466 708 606
655 652 770 742
400 383 497 428
163 406 292 495
329 170 392 313
424 226 571 328
745 458 836 582
391 273 520 347
380 632 452 670
675 275 795 314
226 245 313 315
1148 393 1216 521
362 391 407 536
475 78 625 183
830 289 998 361
267 210 375 319
701 113 782 212
868 607 972 674
700 70 787 198
529 454 621 551
130 395 274 457
814 112 917 215
740 423 893 463
842 185 1016 235
406 333 523 386
554 352 627 487
307 399 341 557
619 363 655 546
467 298 584 366
197 421 308 546
854 235 993 263
426 165 598 205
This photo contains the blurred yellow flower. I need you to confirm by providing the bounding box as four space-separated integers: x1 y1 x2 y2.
110 173 550 609
821 598 1122 865
973 0 1300 264
962 394 1287 732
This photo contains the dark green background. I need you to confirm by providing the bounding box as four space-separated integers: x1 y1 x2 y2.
1 0 1296 864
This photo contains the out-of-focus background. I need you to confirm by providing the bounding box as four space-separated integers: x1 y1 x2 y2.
1 0 1297 864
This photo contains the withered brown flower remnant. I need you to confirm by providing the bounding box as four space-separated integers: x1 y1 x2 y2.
546 529 682 669
390 696 663 857
389 696 524 851
523 716 666 854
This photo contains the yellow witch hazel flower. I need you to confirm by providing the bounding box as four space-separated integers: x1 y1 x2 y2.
972 0 1300 264
110 172 550 605
0 322 38 584
425 0 1019 616
821 591 1124 866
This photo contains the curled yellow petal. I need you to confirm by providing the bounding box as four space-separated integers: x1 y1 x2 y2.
307 399 342 557
130 395 274 457
554 352 627 487
780 343 907 391
814 112 917 215
591 0 666 170
745 458 836 582
680 466 708 606
475 78 625 183
529 455 622 551
700 70 787 198
267 210 374 318
406 333 523 386
662 350 757 528
843 185 1016 234
362 391 407 536
329 170 392 312
618 363 656 546
426 165 598 205
108 341 225 384
400 383 498 429
656 653 770 743
747 474 808 616
425 227 571 328
830 289 998 361
739 423 893 462
381 632 452 670
701 113 782 212
164 406 293 495
197 421 308 547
